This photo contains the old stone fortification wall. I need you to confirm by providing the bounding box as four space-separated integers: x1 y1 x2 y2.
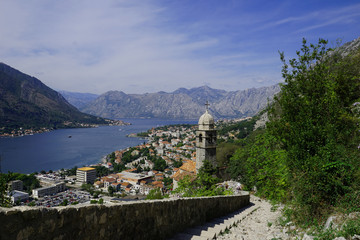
0 194 249 240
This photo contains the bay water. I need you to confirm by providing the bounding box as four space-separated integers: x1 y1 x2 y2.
0 119 196 174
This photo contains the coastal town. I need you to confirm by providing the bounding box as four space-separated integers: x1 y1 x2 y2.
0 119 130 137
6 123 203 206
5 112 253 207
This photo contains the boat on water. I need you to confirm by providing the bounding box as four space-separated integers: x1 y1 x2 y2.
68 135 72 138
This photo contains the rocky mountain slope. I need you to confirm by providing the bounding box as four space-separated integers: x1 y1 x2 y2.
0 63 107 130
335 36 360 57
79 85 280 119
58 90 99 109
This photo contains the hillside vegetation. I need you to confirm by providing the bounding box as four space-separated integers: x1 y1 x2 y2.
227 38 360 227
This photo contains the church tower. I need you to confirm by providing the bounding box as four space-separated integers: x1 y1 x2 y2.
196 102 217 172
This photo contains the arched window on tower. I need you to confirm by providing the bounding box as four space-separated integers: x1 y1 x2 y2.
199 134 203 142
208 133 213 144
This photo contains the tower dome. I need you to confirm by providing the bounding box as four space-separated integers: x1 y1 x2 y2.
198 109 214 130
196 102 217 172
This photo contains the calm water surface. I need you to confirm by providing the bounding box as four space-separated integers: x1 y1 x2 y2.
0 119 196 174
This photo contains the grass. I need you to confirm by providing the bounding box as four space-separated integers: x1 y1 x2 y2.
280 210 360 240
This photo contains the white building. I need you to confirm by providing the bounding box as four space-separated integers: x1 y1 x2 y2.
9 190 29 203
117 171 152 185
76 167 97 184
32 182 66 198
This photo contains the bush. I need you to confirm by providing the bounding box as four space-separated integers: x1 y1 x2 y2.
146 189 168 200
268 38 360 219
173 160 233 197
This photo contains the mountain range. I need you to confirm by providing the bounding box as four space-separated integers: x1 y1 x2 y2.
62 37 360 120
58 90 99 109
74 85 280 119
0 63 107 130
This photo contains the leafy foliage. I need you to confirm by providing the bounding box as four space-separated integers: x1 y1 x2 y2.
0 174 11 207
229 132 288 201
146 188 168 200
228 38 360 223
217 118 257 138
153 157 167 171
268 38 360 218
94 166 110 177
173 160 233 197
163 177 173 189
4 172 40 194
216 141 242 167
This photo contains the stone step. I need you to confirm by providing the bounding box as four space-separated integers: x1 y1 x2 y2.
168 202 260 240
170 233 209 240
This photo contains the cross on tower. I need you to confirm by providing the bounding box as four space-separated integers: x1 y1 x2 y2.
205 101 210 111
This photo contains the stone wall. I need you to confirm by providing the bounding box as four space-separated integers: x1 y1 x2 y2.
0 194 249 240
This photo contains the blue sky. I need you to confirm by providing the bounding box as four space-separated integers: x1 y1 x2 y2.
1 0 359 94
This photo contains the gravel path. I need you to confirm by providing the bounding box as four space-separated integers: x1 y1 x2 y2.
217 195 295 240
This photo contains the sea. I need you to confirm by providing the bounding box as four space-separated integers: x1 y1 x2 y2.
0 118 197 174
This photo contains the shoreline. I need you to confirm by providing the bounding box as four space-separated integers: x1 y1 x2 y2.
0 119 131 138
1 119 195 174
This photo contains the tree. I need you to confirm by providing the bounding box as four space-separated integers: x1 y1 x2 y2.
60 199 68 206
173 160 183 168
163 177 173 188
81 183 94 195
153 158 167 171
269 38 360 217
113 163 126 173
108 186 115 196
173 160 232 197
229 132 288 201
0 174 11 207
95 166 110 177
146 188 167 200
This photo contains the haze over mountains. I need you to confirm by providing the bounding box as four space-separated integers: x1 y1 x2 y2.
58 91 99 109
0 60 280 132
67 85 280 119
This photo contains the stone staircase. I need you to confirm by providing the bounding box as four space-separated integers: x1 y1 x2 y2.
169 202 259 240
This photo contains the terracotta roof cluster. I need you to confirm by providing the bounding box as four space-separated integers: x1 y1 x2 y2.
173 171 196 182
101 177 117 183
152 181 164 188
179 160 196 173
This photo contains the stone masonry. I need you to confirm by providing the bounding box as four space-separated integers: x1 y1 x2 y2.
0 194 249 240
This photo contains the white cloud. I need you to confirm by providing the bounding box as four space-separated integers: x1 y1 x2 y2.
267 3 360 32
0 0 359 94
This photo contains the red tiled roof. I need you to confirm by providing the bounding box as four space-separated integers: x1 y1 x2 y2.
173 171 196 182
179 160 196 173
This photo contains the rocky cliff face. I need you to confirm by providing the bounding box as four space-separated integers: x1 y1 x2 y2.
80 85 280 119
335 36 360 57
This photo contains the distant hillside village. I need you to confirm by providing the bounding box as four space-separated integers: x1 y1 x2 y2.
7 110 250 207
0 119 130 137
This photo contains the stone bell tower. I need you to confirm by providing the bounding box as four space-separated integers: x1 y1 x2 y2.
196 102 217 172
